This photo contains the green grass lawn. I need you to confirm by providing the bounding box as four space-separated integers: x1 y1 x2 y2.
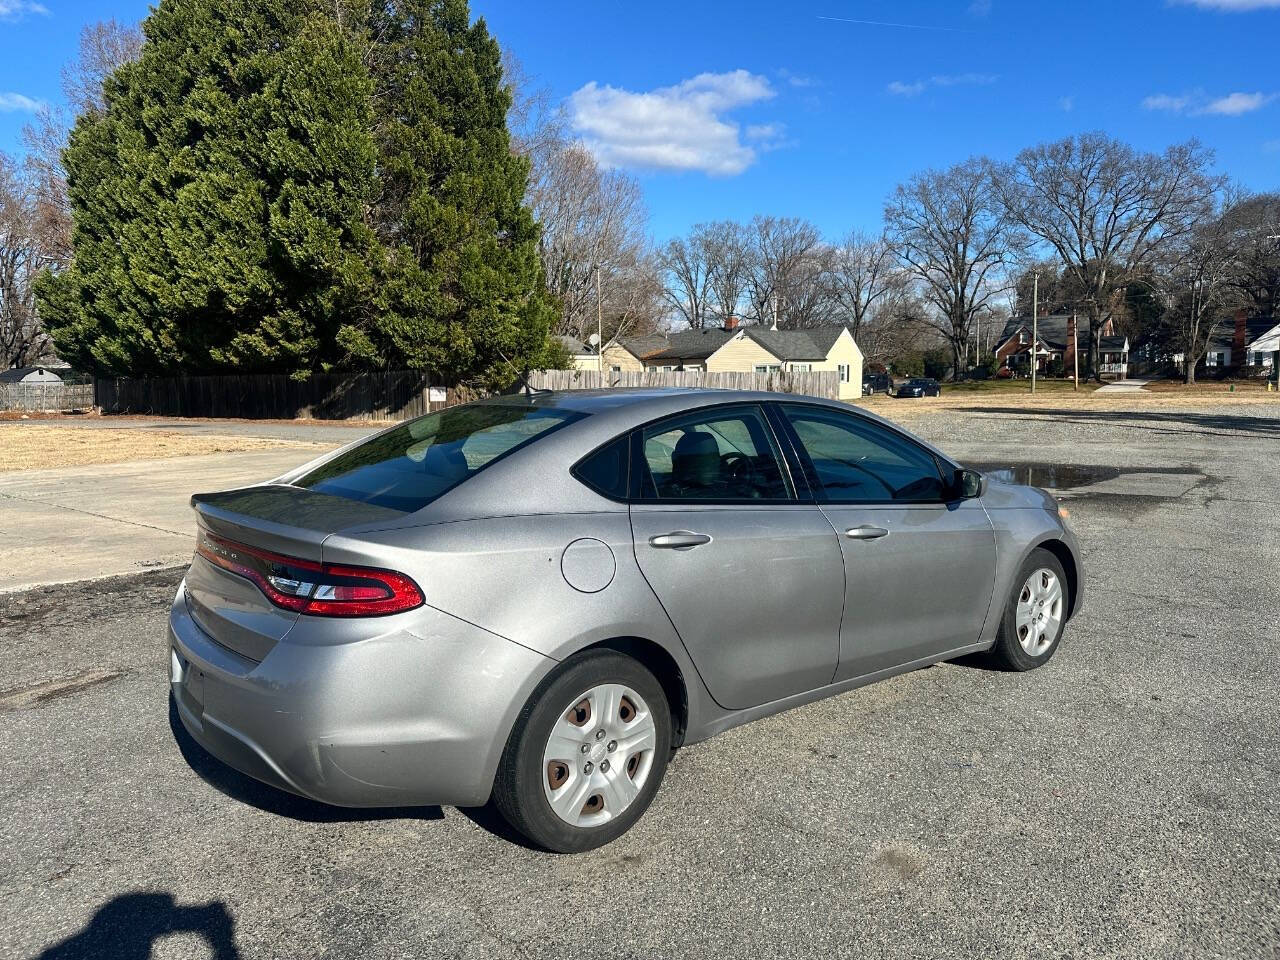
940 378 1100 394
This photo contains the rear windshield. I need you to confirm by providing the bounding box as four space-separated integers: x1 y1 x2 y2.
294 402 583 512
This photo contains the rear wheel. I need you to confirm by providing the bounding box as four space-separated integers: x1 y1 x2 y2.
989 548 1069 671
494 650 671 853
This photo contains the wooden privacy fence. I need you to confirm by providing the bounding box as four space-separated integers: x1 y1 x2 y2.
0 382 95 412
83 367 838 422
526 368 841 400
94 371 480 421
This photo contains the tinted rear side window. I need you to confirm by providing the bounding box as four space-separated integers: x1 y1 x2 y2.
295 403 583 512
573 436 630 500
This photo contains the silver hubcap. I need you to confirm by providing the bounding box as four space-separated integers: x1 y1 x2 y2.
1015 567 1064 657
542 683 657 828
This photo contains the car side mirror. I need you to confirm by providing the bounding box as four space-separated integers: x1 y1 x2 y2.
954 468 985 500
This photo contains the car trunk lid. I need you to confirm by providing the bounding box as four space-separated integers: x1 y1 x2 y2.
186 485 406 662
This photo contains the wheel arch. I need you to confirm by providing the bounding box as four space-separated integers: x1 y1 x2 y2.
581 636 689 750
1029 537 1080 620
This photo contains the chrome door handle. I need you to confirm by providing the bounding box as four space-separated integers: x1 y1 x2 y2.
845 525 889 541
649 531 712 549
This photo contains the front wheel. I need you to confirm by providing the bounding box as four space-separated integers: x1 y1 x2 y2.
493 650 671 853
988 548 1069 671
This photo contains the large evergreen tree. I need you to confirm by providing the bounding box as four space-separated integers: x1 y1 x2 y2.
38 0 561 383
37 0 376 377
338 0 562 384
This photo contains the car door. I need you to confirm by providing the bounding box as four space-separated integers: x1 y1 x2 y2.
775 403 997 682
628 403 845 711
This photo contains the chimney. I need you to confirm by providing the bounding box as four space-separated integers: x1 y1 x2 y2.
723 315 740 331
1233 308 1248 364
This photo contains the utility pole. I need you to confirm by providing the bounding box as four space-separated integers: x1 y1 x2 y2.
1031 272 1039 394
1072 309 1079 392
596 265 603 378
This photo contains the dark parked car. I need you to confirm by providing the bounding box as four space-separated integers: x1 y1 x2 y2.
862 372 891 396
895 377 941 398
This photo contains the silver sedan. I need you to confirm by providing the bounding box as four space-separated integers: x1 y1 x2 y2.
168 389 1082 852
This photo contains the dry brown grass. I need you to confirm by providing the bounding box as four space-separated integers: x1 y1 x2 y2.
0 425 330 472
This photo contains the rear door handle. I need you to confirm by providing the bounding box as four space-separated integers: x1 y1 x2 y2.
649 531 712 549
845 525 889 541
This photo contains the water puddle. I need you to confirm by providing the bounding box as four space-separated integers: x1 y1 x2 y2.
964 463 1208 510
966 463 1121 489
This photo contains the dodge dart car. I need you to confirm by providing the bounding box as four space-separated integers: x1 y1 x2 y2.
169 388 1082 852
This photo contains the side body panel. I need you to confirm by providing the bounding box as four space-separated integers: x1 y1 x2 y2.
819 500 997 681
629 503 844 710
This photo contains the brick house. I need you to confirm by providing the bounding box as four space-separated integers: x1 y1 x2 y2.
994 313 1128 379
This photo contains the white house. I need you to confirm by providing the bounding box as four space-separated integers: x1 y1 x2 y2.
0 366 64 385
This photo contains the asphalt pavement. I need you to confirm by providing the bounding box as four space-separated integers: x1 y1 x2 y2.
2 400 1279 959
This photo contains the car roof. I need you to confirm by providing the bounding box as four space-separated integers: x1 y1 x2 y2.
332 387 962 532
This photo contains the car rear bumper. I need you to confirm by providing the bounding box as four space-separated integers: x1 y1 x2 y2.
168 581 555 808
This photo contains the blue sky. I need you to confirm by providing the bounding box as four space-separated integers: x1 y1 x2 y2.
2 0 1276 243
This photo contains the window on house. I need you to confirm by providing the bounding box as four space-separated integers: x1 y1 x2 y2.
754 364 782 374
791 363 812 372
837 364 850 383
610 365 622 374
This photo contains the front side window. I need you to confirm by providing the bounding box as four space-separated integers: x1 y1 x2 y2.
838 364 850 383
638 406 792 501
295 402 582 512
781 405 948 503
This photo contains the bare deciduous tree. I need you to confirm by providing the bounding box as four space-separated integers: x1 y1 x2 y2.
885 157 1017 379
1158 187 1260 384
0 154 55 368
745 215 826 327
61 18 144 118
659 234 715 329
22 19 144 271
1221 191 1280 321
506 54 661 345
827 230 896 343
997 133 1221 380
699 220 752 323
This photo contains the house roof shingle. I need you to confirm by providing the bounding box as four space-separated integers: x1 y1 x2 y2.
557 334 590 355
615 334 673 360
0 366 61 383
647 324 850 363
645 328 735 362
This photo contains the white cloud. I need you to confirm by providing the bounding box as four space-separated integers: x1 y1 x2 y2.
1202 91 1276 114
887 80 926 97
0 0 49 21
777 68 818 88
1143 92 1194 112
1058 95 1075 112
568 70 776 176
968 0 993 15
1264 139 1280 153
888 74 997 96
1143 88 1276 115
0 92 44 112
1172 0 1280 9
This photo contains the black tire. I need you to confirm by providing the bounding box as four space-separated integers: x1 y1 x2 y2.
493 650 672 853
988 547 1069 671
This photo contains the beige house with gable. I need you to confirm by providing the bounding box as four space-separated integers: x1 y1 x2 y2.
575 320 864 400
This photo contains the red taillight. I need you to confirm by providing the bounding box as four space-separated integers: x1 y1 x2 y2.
195 531 423 618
